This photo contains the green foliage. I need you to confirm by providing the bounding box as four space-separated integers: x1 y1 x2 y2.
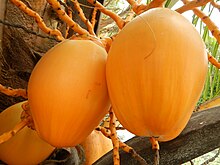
165 0 178 8
192 4 220 106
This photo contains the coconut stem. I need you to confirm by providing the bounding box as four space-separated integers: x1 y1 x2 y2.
91 7 98 29
96 125 148 165
100 36 115 52
0 101 36 145
46 0 89 35
21 102 36 130
0 119 28 144
149 137 160 165
210 0 220 9
0 84 27 98
9 0 64 41
109 108 120 165
178 0 220 44
64 2 73 38
71 0 95 35
176 0 212 14
87 0 125 29
192 8 220 44
208 53 220 69
126 0 166 15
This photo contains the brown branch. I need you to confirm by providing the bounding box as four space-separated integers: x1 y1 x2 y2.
46 0 89 35
211 0 220 9
87 0 125 29
71 0 95 35
0 84 27 98
9 0 64 41
208 53 220 69
176 0 212 14
0 19 57 41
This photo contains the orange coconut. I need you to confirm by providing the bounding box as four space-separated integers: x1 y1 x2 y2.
28 40 110 147
106 8 208 141
0 102 55 164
